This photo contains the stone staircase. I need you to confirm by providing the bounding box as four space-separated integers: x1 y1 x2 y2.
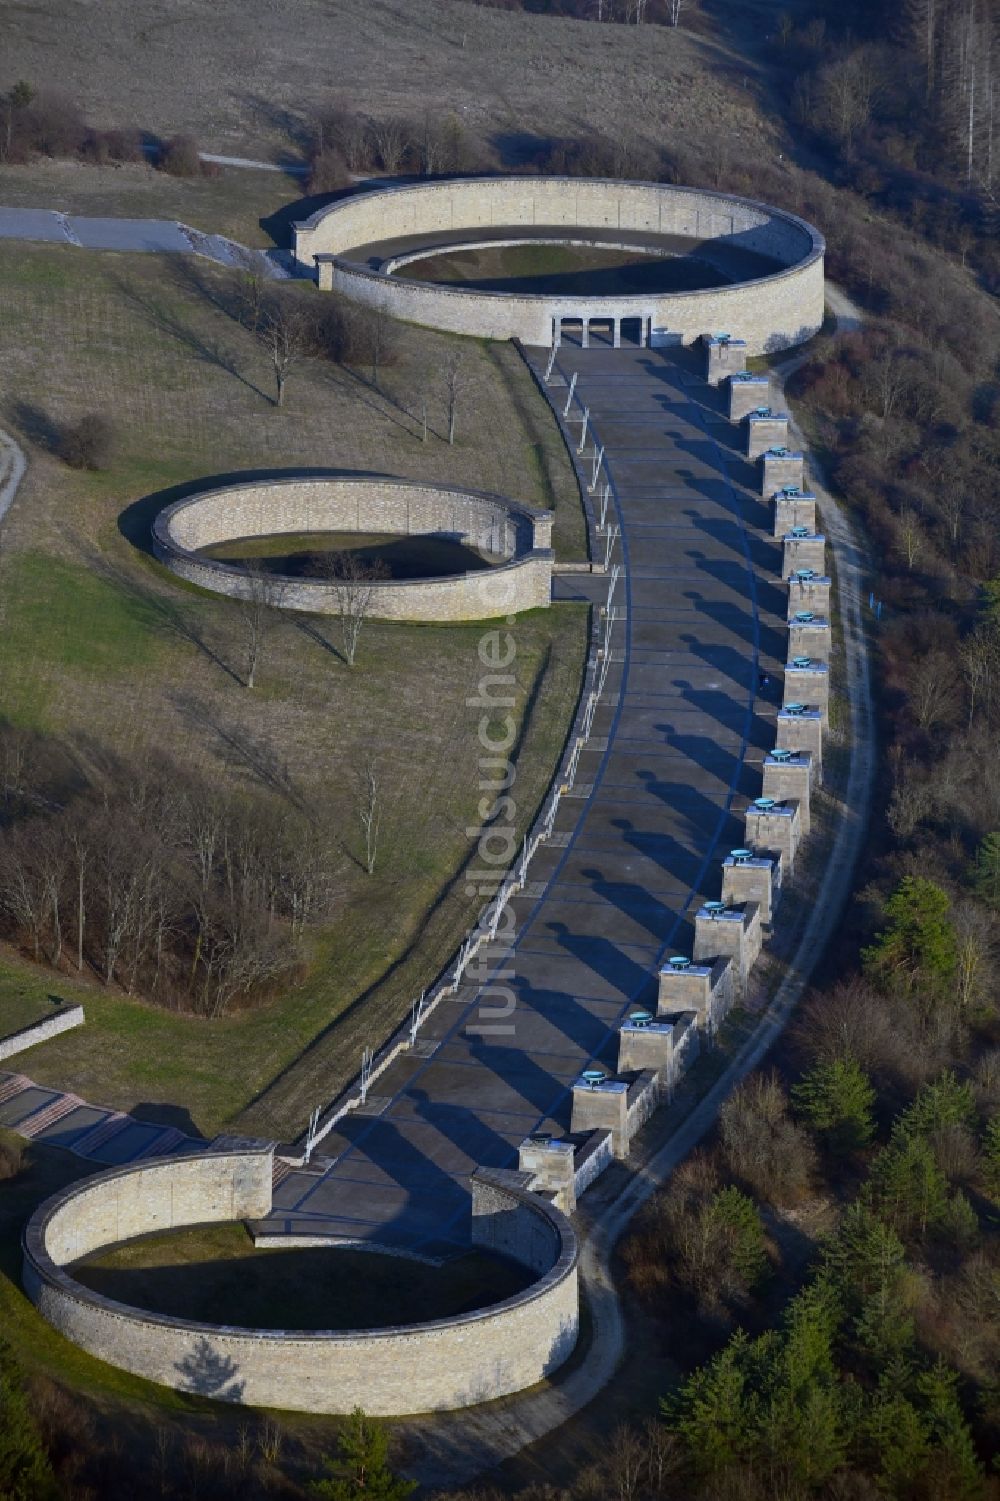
70 1111 128 1156
132 1126 192 1159
0 1072 30 1105
18 1093 83 1138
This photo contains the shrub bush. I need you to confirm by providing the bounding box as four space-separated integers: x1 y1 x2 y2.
58 413 117 471
159 133 202 177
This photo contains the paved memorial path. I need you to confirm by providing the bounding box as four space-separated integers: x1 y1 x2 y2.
263 341 788 1253
0 206 290 273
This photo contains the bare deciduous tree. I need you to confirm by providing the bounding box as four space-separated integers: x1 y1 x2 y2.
908 648 960 729
324 551 386 667
443 349 466 446
371 116 410 174
719 1070 816 1204
953 900 995 1011
356 757 381 876
896 505 925 570
258 294 314 407
238 563 284 689
364 302 391 388
233 247 266 336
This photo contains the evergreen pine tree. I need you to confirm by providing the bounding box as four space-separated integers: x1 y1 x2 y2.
792 1055 876 1153
981 1114 1000 1202
310 1408 416 1500
969 832 1000 908
862 876 957 997
895 1072 976 1144
867 1134 950 1240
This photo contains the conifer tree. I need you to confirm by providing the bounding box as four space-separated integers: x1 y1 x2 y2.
310 1407 416 1500
792 1055 876 1153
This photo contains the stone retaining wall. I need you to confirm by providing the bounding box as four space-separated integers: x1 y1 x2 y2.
153 476 554 623
0 1004 84 1061
294 178 825 353
23 1153 579 1416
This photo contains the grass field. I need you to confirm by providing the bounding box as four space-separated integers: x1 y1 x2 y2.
0 159 303 246
6 599 586 1139
0 987 65 1041
0 0 774 166
0 239 587 1138
73 1223 531 1329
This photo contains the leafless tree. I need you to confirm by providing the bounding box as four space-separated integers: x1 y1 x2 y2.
719 1070 816 1204
233 247 266 336
908 647 961 728
960 625 999 726
864 346 908 420
258 294 314 407
238 563 284 689
65 825 91 971
895 505 925 569
371 116 410 174
605 1424 645 1501
278 817 337 937
817 47 886 152
642 1419 683 1496
937 486 967 550
667 0 698 24
324 551 386 667
0 821 50 961
953 900 995 1011
365 302 391 388
443 349 466 446
355 757 381 875
887 767 934 837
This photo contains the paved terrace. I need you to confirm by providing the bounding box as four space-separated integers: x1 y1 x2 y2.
262 341 788 1254
1 344 788 1246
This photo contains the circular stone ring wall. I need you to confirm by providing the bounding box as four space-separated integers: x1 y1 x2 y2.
22 1150 579 1415
152 475 554 622
293 176 825 354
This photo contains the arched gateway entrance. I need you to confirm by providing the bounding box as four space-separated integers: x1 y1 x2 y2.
553 310 654 349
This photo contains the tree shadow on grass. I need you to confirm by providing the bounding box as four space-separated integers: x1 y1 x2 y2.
5 398 63 457
105 270 272 403
77 538 244 687
170 690 306 809
295 616 347 666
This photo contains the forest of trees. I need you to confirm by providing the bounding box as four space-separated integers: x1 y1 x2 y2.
782 0 999 292
0 727 338 1015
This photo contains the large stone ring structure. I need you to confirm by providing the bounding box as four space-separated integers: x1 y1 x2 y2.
294 176 825 354
152 475 554 622
22 1150 579 1415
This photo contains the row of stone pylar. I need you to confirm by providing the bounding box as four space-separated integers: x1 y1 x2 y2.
517 335 833 1214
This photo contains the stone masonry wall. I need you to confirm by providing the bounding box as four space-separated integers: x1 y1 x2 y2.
23 1156 579 1416
294 179 825 354
153 477 554 623
0 1004 84 1061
